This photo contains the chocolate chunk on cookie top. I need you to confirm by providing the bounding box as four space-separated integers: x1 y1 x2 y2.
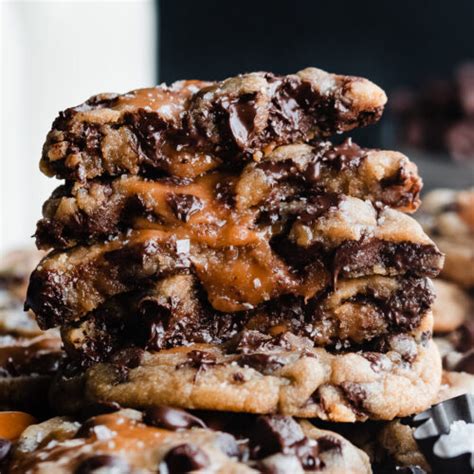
40 68 386 181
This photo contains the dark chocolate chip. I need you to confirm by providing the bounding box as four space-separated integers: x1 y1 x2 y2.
340 382 367 416
177 350 217 370
251 415 305 458
110 347 144 369
144 406 206 431
166 193 203 222
456 319 474 353
79 401 121 420
232 372 246 383
162 443 210 473
237 353 285 374
74 454 130 473
0 439 12 462
291 437 322 470
317 435 342 453
454 349 474 374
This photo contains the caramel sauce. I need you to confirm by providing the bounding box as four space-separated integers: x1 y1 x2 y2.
120 172 259 248
10 413 173 472
0 412 36 440
111 80 208 115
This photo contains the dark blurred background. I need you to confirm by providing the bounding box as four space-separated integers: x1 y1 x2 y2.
159 0 474 151
159 0 473 86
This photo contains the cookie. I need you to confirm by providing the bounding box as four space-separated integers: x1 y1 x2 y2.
40 68 386 182
59 274 435 367
432 279 472 333
26 199 442 328
0 333 63 413
418 188 474 287
71 335 441 423
0 249 44 337
36 140 422 250
7 408 371 473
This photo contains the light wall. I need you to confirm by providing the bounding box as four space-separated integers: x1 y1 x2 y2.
0 0 156 252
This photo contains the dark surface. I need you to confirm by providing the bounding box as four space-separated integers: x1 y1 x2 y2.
158 0 474 148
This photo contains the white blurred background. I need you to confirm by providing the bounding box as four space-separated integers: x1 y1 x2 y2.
0 0 156 252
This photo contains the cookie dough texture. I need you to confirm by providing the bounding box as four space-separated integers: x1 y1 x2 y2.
76 338 441 423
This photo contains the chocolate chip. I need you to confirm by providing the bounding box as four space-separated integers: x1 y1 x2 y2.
361 352 383 371
110 347 144 369
456 319 474 353
454 349 474 374
317 435 342 453
166 193 203 222
144 406 206 431
79 401 121 420
0 439 12 462
74 454 130 473
251 415 305 458
162 443 210 473
232 372 246 383
291 437 322 470
177 350 216 370
237 353 285 374
340 382 367 416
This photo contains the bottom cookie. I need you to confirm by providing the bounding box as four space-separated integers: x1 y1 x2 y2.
54 332 442 423
7 407 371 473
0 333 63 413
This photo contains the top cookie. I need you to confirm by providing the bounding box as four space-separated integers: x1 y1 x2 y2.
41 68 387 181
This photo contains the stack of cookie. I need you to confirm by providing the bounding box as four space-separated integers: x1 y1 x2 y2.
23 67 445 471
0 249 62 414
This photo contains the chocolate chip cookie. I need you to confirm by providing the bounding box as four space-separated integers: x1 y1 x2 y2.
7 408 371 473
40 68 386 182
418 188 474 287
69 336 441 423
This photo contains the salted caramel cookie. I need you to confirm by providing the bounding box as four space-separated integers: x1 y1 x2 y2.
40 68 386 182
69 336 441 423
59 274 435 367
0 333 64 413
7 408 371 473
26 200 442 328
36 140 422 250
432 279 472 333
418 188 474 287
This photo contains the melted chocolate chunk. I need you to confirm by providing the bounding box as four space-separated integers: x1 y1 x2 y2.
144 406 206 431
320 138 365 171
250 416 323 469
79 401 121 421
251 416 305 458
166 193 204 222
177 350 217 370
110 347 144 369
454 349 474 374
237 353 286 374
340 382 367 416
361 352 384 372
74 454 129 474
456 319 474 353
317 435 342 453
333 240 443 282
163 443 210 473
